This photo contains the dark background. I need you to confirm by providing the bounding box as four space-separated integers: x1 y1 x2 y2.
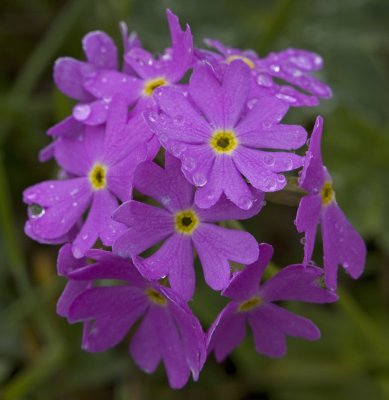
1 0 389 399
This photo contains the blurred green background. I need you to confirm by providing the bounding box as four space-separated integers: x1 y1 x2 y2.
1 0 389 399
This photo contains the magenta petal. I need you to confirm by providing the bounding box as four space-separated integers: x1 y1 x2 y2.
222 243 273 301
130 306 163 373
207 302 246 362
222 60 251 128
192 223 258 291
39 142 55 162
112 201 173 257
260 264 338 303
164 9 193 83
134 154 194 212
195 191 264 222
321 203 366 289
24 178 92 240
73 100 108 126
248 303 320 358
82 31 118 70
47 116 83 137
189 63 224 128
57 280 91 318
70 287 147 352
299 116 326 192
83 70 141 104
295 194 321 264
233 146 302 192
195 155 253 210
54 57 93 101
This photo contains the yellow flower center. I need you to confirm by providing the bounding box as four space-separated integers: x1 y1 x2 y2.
143 77 168 96
210 130 239 155
226 55 255 69
321 181 335 206
89 163 107 191
174 209 199 235
145 288 167 306
238 296 262 312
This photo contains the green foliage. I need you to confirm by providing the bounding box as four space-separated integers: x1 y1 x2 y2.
0 0 388 398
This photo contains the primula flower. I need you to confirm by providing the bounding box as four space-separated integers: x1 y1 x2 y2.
23 96 150 257
145 60 307 209
207 243 338 360
113 153 262 299
80 9 193 120
295 116 366 289
198 39 332 107
65 250 206 389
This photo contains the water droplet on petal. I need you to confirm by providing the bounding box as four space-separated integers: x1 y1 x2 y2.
159 134 169 146
282 158 293 171
182 157 196 172
276 93 297 103
193 173 207 187
161 196 171 206
270 64 281 73
238 196 253 210
300 237 306 245
247 98 258 109
262 121 272 129
256 73 272 87
147 112 158 123
263 177 277 191
28 204 45 218
263 155 275 166
72 201 78 207
82 233 89 240
74 104 91 121
277 174 286 183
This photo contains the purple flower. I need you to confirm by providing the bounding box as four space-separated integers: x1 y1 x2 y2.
80 9 193 120
24 96 150 257
145 60 307 209
295 116 366 289
198 39 332 107
112 153 262 300
207 243 338 360
66 250 206 389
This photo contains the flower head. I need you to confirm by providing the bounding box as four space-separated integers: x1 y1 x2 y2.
113 153 262 299
65 250 206 389
198 39 332 107
295 116 366 289
24 96 150 257
145 60 307 209
207 243 338 360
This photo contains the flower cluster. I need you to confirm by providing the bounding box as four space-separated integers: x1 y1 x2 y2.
23 10 366 388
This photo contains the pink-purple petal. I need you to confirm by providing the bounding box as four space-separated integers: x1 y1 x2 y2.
82 31 118 70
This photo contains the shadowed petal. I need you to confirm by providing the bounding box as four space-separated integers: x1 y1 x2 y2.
295 194 322 264
192 223 258 291
207 302 246 362
322 203 366 289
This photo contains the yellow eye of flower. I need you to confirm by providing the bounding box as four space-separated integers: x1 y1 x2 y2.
143 77 168 96
238 296 262 312
89 163 107 191
321 181 335 206
226 55 255 69
145 288 167 306
210 130 239 155
174 209 199 235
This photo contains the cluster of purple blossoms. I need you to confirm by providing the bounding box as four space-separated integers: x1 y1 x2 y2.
23 10 366 388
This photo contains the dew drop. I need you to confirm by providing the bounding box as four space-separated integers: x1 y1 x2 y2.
182 157 196 172
277 174 286 183
276 93 297 103
147 112 158 123
72 201 78 207
82 233 89 240
270 64 281 73
74 104 91 121
263 177 277 191
238 196 253 210
262 121 272 129
247 98 258 109
343 262 349 269
28 204 45 218
159 134 169 146
256 73 272 87
193 173 207 187
101 77 108 83
49 184 55 189
161 196 171 206
300 237 306 245
282 158 293 171
263 155 275 166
